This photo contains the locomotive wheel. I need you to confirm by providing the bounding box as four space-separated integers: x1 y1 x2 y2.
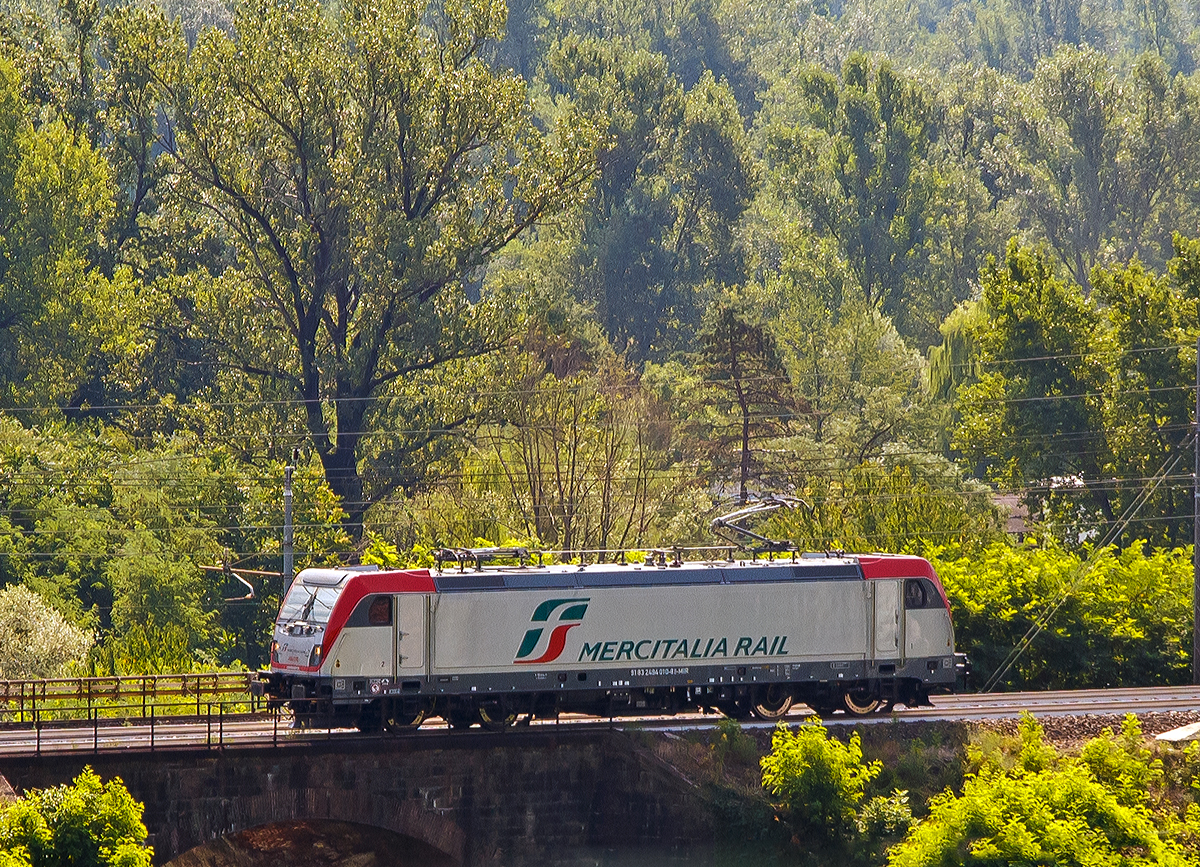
383 707 427 732
477 699 517 732
750 685 794 721
842 689 882 716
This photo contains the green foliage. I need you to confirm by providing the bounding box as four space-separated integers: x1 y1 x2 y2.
93 624 196 676
713 718 760 769
954 242 1103 495
697 291 797 503
857 790 914 840
891 762 1183 866
889 715 1187 867
359 533 404 570
418 345 702 552
1080 715 1163 807
772 462 1003 555
0 417 349 669
761 719 882 840
543 32 755 358
0 0 1198 677
1015 49 1200 284
0 585 92 679
171 0 599 528
0 54 128 410
933 541 1193 689
760 54 971 342
0 768 152 867
952 239 1200 547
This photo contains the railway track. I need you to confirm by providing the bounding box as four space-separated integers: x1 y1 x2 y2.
1 686 1197 757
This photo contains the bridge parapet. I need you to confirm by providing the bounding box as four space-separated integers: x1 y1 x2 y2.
0 730 717 866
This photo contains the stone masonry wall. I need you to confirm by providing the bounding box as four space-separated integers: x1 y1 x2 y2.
0 729 716 866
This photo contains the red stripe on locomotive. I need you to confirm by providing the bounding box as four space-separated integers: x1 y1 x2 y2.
858 554 951 613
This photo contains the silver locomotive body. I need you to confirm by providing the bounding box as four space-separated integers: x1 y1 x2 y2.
262 552 959 728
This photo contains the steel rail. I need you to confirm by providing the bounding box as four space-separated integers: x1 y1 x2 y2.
0 686 1197 757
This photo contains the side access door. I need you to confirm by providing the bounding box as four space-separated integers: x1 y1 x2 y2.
396 593 427 675
871 579 903 661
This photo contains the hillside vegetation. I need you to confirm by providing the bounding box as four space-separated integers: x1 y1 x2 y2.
0 0 1197 679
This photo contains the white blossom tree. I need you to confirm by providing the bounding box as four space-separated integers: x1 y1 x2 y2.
0 585 93 679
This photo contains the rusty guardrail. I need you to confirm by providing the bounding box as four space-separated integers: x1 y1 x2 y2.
0 672 257 723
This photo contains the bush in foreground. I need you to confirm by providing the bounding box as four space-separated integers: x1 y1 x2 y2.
888 715 1192 867
0 768 152 867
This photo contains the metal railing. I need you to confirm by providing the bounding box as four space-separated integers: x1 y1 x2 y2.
11 700 290 756
0 672 258 723
0 674 397 756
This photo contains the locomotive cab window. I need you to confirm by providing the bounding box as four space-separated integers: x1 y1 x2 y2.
367 595 392 626
277 584 342 624
904 579 927 609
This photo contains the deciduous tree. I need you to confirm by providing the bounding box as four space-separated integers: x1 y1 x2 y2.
0 585 92 679
698 294 799 504
165 0 598 531
763 55 940 337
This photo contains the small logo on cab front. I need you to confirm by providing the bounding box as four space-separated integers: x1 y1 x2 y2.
514 598 590 664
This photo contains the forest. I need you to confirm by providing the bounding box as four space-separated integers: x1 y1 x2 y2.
0 0 1197 682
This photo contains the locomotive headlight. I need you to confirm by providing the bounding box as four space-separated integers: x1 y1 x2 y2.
309 644 323 667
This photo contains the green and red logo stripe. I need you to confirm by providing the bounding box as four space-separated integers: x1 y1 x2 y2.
514 598 590 664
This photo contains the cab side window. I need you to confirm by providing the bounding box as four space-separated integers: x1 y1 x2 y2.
367 595 393 626
904 579 928 609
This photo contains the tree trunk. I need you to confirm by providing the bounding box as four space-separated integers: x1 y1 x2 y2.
308 388 368 542
319 445 366 542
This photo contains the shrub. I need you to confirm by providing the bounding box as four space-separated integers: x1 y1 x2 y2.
1080 715 1162 807
760 719 882 840
888 716 1186 867
0 585 92 679
858 790 914 839
0 768 152 867
714 718 759 769
931 542 1193 690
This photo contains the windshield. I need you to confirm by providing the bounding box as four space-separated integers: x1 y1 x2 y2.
277 583 342 624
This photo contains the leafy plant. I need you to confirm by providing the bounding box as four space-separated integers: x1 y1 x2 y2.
932 541 1193 689
857 790 913 839
1080 715 1163 807
0 768 152 867
0 585 92 679
889 715 1187 867
760 719 882 840
714 718 759 769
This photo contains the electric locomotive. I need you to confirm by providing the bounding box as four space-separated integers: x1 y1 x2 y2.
260 501 963 730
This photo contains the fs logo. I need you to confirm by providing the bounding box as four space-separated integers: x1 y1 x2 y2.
513 598 590 664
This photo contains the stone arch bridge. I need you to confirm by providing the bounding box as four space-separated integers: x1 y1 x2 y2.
0 729 718 866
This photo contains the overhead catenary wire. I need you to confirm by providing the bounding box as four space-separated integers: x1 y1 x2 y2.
0 339 1197 416
979 428 1198 693
0 346 1196 567
3 381 1197 419
0 478 1195 561
0 411 1193 472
